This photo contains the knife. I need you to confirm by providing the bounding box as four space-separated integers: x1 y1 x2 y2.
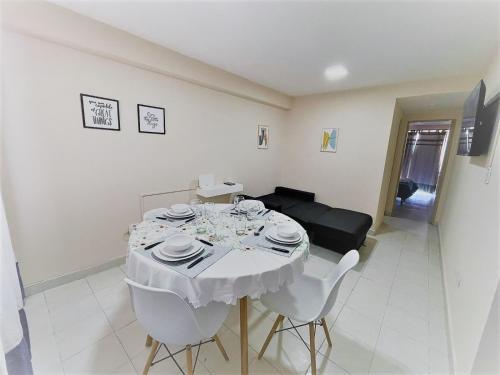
260 246 290 254
183 217 196 224
156 216 170 221
254 225 265 236
144 241 163 250
196 238 214 246
187 252 213 269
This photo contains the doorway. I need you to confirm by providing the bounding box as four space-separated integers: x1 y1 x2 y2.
392 120 452 222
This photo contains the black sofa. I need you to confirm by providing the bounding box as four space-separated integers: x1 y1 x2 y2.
246 187 372 254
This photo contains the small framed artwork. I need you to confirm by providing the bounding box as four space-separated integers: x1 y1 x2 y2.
137 104 165 134
321 128 338 152
80 94 120 131
257 125 269 149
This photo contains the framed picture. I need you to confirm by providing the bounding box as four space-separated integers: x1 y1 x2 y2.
257 125 269 149
80 94 120 131
321 128 338 152
137 104 165 134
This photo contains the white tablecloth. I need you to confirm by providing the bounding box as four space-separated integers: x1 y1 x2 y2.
126 204 309 308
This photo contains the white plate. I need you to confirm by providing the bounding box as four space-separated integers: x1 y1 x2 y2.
164 209 195 219
159 240 203 258
265 226 303 244
171 204 190 214
266 233 303 245
237 200 264 213
154 243 204 262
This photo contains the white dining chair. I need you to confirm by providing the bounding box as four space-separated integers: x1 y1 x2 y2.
257 250 360 375
125 278 230 375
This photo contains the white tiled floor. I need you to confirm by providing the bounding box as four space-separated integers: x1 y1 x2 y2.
25 216 451 374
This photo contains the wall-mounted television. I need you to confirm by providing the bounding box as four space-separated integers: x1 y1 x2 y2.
457 80 488 156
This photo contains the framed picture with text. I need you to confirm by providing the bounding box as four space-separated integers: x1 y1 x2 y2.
137 104 166 134
80 94 120 131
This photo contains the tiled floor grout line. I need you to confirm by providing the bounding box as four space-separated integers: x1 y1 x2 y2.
89 270 138 373
365 232 406 373
28 219 452 375
313 269 361 375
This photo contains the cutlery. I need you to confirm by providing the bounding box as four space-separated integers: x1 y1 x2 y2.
254 225 265 236
262 209 271 216
183 217 196 224
156 216 171 221
144 241 164 250
161 215 176 222
259 245 290 254
187 251 214 269
196 238 214 246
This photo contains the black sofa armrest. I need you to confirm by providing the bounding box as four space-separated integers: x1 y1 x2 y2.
240 194 256 200
274 186 315 202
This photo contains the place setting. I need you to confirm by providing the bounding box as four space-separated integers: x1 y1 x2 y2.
139 233 231 277
241 222 305 257
154 203 197 227
226 198 272 219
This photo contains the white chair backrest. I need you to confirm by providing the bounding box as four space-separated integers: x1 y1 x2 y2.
317 250 359 319
125 278 205 346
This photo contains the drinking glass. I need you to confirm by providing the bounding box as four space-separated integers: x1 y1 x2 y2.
245 202 260 228
206 210 221 240
235 216 247 236
190 198 202 218
205 202 215 217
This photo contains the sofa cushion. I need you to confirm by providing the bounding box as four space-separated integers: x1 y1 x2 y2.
309 208 373 254
282 202 332 229
274 186 315 202
256 193 301 212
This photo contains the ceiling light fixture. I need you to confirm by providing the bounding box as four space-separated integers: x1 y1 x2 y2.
324 65 348 81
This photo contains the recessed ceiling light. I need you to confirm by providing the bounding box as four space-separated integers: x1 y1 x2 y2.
324 65 348 81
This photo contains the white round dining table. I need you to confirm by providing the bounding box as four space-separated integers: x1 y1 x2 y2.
126 203 310 375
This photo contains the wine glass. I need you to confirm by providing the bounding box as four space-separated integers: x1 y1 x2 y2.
233 195 245 214
246 202 260 228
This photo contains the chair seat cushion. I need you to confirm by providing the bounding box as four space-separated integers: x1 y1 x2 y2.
309 208 373 254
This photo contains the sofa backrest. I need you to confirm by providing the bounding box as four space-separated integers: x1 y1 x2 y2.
274 186 315 202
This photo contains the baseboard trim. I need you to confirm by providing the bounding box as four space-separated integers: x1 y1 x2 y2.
24 256 126 297
436 225 457 375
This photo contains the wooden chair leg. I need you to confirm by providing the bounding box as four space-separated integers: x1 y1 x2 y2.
186 345 193 375
142 340 159 375
145 334 153 347
258 314 284 359
309 322 317 375
321 318 332 347
213 334 229 361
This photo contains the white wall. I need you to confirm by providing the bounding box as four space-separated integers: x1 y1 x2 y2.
1 30 288 286
438 51 500 373
280 77 480 229
1 1 292 110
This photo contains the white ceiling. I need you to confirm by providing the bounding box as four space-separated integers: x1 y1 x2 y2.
52 1 499 96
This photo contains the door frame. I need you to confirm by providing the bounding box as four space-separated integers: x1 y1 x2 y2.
385 112 460 224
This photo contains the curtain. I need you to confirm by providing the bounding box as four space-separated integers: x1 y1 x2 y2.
1 196 33 375
400 130 449 193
